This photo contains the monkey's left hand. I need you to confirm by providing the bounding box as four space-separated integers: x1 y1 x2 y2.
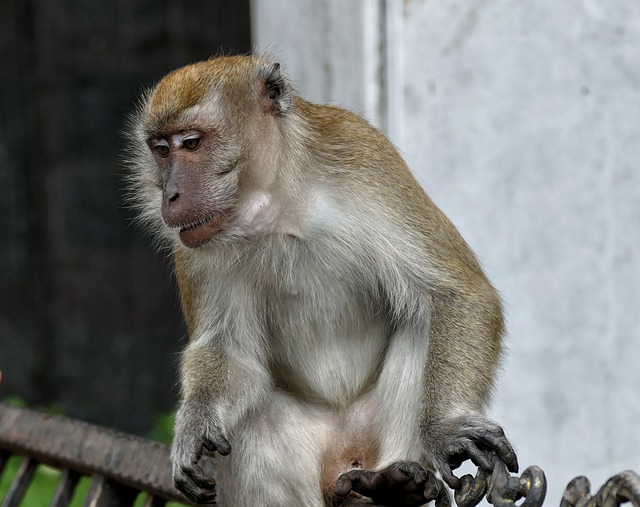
426 414 519 490
171 403 231 504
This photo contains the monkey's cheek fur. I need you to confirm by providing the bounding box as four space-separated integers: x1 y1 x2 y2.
178 211 227 248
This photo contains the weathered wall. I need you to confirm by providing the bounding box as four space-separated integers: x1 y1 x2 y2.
253 0 640 502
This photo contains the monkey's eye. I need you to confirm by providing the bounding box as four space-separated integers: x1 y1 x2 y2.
183 137 201 151
156 144 170 157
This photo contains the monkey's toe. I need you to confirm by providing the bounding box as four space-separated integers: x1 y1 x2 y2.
336 461 448 507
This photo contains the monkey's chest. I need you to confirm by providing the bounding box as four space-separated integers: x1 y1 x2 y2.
265 282 391 405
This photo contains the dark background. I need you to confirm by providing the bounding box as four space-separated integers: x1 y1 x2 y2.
0 0 251 434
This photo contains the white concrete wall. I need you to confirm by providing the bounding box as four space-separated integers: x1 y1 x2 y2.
252 0 640 503
252 0 386 127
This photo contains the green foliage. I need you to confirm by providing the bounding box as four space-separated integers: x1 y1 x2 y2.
1 396 64 415
148 410 176 444
1 396 27 407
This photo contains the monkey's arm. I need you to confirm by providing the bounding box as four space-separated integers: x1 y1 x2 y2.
172 326 270 504
363 189 518 489
171 344 231 504
420 284 518 488
171 252 270 504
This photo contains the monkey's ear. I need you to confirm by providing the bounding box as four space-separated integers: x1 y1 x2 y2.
262 63 292 115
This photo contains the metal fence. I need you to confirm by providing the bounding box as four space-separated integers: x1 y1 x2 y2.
0 403 638 507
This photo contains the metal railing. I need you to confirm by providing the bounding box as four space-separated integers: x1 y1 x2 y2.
1 403 638 507
453 453 639 507
0 403 188 506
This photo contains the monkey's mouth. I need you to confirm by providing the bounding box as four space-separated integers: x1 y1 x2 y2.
177 211 226 248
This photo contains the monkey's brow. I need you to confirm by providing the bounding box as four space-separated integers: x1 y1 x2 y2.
143 127 168 139
143 129 180 140
144 115 216 137
143 125 181 140
143 111 184 138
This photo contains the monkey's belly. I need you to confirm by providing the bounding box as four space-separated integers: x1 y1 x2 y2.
269 317 389 406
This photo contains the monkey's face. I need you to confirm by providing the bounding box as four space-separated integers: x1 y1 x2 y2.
129 56 294 249
145 122 243 249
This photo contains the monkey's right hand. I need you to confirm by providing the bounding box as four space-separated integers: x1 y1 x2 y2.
171 404 231 505
424 414 518 491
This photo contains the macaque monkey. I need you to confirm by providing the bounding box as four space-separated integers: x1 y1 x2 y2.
127 55 518 506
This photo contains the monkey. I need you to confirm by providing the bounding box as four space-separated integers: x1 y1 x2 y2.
127 55 518 506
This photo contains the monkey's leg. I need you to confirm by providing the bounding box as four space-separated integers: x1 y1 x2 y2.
329 327 450 506
216 391 332 507
335 462 449 507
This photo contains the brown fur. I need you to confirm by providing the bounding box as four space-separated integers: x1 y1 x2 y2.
127 55 516 507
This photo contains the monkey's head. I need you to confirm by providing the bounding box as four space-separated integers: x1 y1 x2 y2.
127 55 297 249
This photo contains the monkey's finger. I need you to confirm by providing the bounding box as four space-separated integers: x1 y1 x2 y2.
462 441 493 472
335 476 353 497
386 465 414 485
175 483 216 505
430 484 452 507
336 469 385 498
440 466 462 490
423 475 446 503
204 436 232 456
183 464 217 489
496 443 519 474
391 462 429 486
496 445 519 474
175 472 217 505
475 427 519 474
479 433 519 473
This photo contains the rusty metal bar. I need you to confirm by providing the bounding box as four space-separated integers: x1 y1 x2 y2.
0 450 9 476
561 471 640 507
50 468 81 507
455 452 547 507
2 402 639 507
0 403 186 503
83 474 138 507
1 456 37 507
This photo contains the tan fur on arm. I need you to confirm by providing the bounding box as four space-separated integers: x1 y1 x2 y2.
174 249 197 339
423 284 504 419
180 343 228 401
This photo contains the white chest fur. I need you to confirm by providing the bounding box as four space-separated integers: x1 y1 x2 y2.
265 265 391 406
196 232 393 407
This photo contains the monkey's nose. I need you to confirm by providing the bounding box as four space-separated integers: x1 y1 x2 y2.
164 178 181 206
161 185 182 224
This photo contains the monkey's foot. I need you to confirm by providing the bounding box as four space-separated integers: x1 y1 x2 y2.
335 461 450 507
